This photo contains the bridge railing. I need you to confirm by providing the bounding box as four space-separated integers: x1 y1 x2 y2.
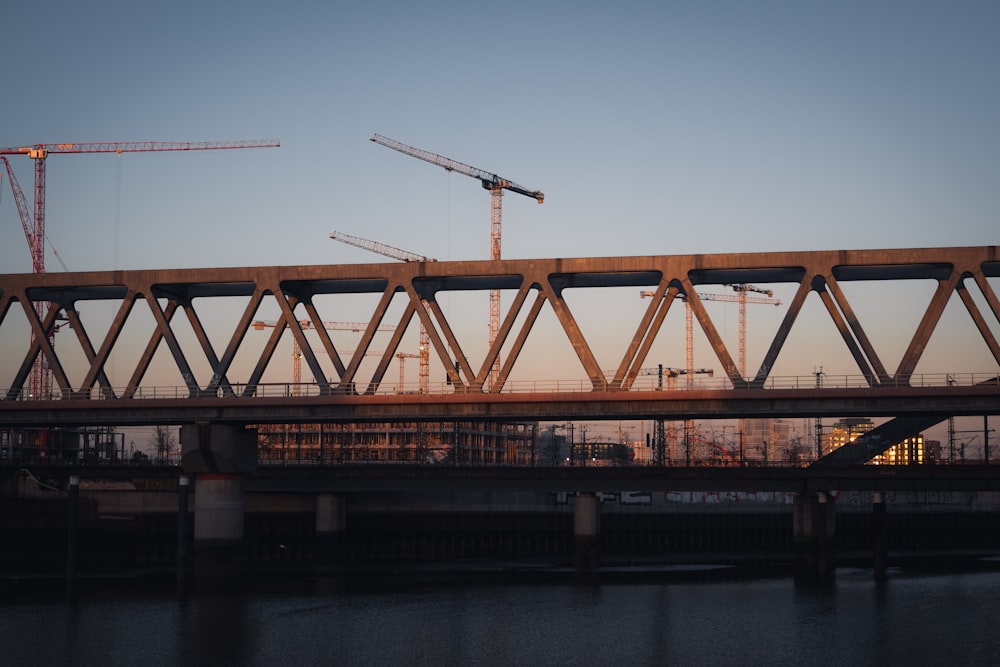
4 372 998 401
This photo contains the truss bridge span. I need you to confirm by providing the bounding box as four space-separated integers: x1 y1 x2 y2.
1 245 998 431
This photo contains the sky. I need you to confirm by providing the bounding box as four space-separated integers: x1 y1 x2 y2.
1 1 998 449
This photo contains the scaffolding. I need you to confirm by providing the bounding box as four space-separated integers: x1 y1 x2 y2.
255 421 537 465
0 426 124 464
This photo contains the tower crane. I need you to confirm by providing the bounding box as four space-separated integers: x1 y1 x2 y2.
636 365 714 386
369 133 543 389
330 229 435 263
395 352 420 391
330 230 433 393
723 284 777 379
641 288 781 383
1 139 279 400
718 284 779 456
251 319 394 391
641 288 780 464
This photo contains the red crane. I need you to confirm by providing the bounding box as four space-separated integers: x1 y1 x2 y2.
641 288 781 383
722 284 777 379
0 139 280 400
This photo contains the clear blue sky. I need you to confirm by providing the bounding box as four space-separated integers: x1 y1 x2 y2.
1 1 998 447
2 1 996 272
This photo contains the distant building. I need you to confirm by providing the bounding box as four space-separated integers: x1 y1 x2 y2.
0 426 124 464
256 421 537 465
744 418 794 464
826 417 927 465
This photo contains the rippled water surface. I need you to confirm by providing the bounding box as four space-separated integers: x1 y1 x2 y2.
4 567 1000 666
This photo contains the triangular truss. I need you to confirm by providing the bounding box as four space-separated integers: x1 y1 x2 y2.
1 246 998 400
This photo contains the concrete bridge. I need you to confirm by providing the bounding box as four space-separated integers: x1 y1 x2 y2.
3 245 999 579
2 244 997 418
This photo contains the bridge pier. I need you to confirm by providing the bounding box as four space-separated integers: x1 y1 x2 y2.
192 474 245 577
873 491 887 582
573 492 599 569
315 494 347 562
793 491 835 584
180 423 257 577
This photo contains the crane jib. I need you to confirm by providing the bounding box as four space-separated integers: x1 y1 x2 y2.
372 133 543 204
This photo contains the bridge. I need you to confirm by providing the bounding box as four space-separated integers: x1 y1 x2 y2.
2 245 999 459
3 245 998 578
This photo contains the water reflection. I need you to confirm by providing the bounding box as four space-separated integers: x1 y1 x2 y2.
3 569 1000 666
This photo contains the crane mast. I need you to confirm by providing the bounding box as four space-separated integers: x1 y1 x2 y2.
1 157 40 273
252 319 394 392
722 283 778 460
722 284 777 380
330 230 434 393
396 352 420 390
2 156 52 399
369 133 543 389
1 138 279 402
641 288 780 465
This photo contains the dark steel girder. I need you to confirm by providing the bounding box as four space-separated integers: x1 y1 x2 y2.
244 464 1000 494
17 463 1000 494
1 385 997 428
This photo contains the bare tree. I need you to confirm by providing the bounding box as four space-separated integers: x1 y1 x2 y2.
150 425 177 463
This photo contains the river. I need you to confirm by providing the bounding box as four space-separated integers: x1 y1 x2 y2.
3 564 1000 666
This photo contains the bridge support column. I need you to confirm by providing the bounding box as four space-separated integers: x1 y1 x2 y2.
177 476 191 585
315 494 347 562
793 491 835 584
193 474 244 577
66 475 80 595
180 423 257 577
573 492 599 570
873 491 887 582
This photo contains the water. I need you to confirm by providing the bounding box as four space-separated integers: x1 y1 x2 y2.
4 566 1000 666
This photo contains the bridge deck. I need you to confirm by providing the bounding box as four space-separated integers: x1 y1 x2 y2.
1 383 999 427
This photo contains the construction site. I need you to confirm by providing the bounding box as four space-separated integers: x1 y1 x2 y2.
0 135 955 469
256 421 538 465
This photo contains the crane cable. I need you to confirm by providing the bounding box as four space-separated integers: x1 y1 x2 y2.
2 171 69 270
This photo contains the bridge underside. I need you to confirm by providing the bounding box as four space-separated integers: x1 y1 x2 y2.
1 385 997 428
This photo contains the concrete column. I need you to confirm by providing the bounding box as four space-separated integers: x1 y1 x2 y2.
66 475 80 594
177 475 191 585
873 491 887 582
793 491 835 584
573 492 599 570
315 494 347 562
193 473 245 577
180 423 257 577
